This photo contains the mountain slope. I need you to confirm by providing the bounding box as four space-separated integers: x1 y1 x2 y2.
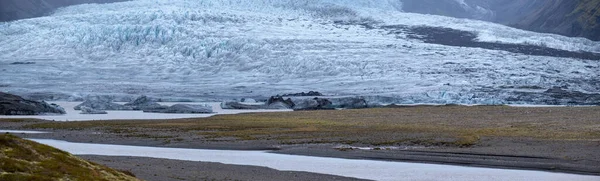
400 0 600 41
0 0 127 22
0 134 140 181
511 0 600 41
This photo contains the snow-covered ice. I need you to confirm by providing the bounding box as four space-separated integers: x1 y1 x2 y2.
0 102 290 121
31 139 600 181
1 0 599 104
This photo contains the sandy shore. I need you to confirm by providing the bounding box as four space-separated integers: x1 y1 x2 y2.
2 106 600 179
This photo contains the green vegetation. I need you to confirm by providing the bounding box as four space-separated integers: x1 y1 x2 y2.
22 106 600 147
0 134 140 181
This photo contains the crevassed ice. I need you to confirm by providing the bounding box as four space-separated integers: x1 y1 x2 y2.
0 0 598 104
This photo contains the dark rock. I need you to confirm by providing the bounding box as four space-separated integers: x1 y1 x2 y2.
144 104 213 114
124 95 166 110
267 96 295 109
0 92 65 115
79 106 108 114
10 62 35 65
282 91 324 97
293 97 334 110
74 97 132 110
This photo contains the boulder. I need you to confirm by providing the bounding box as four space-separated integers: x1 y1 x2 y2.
0 92 66 115
79 106 108 114
74 97 132 111
293 97 333 110
124 95 166 110
144 104 213 114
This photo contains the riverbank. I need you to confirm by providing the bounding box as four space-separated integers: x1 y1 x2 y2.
2 105 599 178
81 155 365 181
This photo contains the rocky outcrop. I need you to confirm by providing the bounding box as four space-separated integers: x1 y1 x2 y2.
124 95 165 110
0 92 65 115
79 106 108 114
74 97 132 111
144 104 213 114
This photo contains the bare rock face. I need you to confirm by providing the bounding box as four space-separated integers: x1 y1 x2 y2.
0 92 65 115
144 104 213 114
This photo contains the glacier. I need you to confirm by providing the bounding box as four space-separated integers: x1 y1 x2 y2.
0 0 599 104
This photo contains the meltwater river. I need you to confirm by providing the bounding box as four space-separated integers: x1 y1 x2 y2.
31 139 600 181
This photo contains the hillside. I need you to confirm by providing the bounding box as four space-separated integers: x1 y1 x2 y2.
400 0 600 41
511 0 600 41
0 134 140 181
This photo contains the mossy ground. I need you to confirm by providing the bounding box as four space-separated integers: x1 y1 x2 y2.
0 134 140 181
20 106 600 147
